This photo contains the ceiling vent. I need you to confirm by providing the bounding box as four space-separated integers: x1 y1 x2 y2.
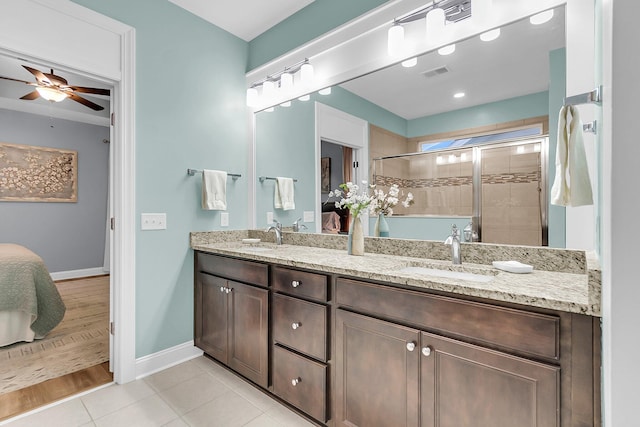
421 66 449 78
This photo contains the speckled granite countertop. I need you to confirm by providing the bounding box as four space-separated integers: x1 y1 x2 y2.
190 230 601 317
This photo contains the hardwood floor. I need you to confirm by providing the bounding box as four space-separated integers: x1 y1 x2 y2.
0 362 113 421
0 275 111 422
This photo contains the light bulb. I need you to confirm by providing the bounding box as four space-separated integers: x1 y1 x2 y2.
280 72 293 92
530 9 554 25
300 63 314 87
298 94 310 101
402 57 417 68
448 154 456 163
480 28 500 41
319 87 331 95
262 80 275 101
453 92 465 98
388 23 405 57
246 87 258 107
438 44 456 56
36 86 68 102
426 8 445 45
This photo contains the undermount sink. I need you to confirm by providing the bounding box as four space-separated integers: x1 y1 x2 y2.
396 266 495 283
241 245 277 252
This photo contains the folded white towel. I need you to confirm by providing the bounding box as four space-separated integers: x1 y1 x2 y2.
274 177 295 211
550 105 593 207
201 169 227 210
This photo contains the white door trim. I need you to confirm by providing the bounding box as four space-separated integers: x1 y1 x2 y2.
1 0 137 384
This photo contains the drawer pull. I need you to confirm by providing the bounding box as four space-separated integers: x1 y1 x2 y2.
291 322 302 330
422 346 432 357
291 280 301 288
291 377 302 386
406 342 416 352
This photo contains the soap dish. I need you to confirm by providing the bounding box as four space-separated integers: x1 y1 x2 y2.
242 238 261 244
492 260 533 274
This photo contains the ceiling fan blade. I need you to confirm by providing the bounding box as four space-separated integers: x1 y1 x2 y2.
20 91 41 100
68 92 104 111
0 75 32 84
69 86 111 96
22 65 51 85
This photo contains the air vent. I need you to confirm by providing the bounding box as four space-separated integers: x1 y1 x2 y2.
421 66 449 78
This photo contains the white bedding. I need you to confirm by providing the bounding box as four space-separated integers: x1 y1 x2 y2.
0 310 36 347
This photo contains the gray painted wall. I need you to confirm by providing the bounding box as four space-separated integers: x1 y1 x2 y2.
0 108 109 273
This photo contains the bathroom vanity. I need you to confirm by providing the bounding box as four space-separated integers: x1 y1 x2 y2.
192 231 601 427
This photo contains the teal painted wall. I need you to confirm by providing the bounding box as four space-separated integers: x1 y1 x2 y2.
369 216 471 241
72 0 249 358
247 0 389 71
548 48 567 248
406 91 550 138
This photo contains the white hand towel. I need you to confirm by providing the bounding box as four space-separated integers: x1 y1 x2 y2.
274 177 295 211
201 169 227 210
550 105 593 207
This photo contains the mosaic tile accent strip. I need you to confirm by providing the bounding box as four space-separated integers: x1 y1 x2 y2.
375 170 541 189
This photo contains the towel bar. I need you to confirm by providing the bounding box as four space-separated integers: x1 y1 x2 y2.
187 169 241 179
259 176 298 183
563 86 602 106
582 121 597 134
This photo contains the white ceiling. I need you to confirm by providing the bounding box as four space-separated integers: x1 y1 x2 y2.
168 0 315 41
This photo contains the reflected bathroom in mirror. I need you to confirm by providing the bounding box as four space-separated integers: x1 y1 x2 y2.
254 6 567 247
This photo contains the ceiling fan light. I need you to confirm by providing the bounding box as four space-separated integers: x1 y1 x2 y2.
426 7 445 44
388 23 405 57
402 57 418 68
438 44 456 56
530 9 554 25
480 28 501 41
36 86 68 102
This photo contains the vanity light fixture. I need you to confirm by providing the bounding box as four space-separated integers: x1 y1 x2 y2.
300 62 314 87
438 44 456 55
402 57 418 67
319 87 332 95
388 23 405 57
480 27 500 41
426 7 446 44
453 91 465 98
280 72 293 93
36 86 68 102
262 80 276 101
245 58 313 107
530 9 554 25
246 86 259 107
298 94 310 101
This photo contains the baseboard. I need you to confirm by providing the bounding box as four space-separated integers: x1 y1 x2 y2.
50 267 107 281
135 341 203 380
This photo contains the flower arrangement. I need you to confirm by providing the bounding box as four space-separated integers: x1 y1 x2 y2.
326 181 372 218
369 184 414 216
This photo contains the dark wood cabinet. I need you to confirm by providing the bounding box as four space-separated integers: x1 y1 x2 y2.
194 253 269 388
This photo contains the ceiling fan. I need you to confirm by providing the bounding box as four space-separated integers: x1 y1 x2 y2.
0 65 110 111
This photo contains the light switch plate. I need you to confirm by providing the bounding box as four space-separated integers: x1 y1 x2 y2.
220 212 229 227
141 213 166 230
266 211 274 224
303 211 314 222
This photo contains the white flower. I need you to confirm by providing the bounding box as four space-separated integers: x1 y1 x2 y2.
369 184 414 215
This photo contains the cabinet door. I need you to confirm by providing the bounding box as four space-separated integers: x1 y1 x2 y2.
335 309 420 427
227 280 269 388
196 273 229 363
421 331 559 427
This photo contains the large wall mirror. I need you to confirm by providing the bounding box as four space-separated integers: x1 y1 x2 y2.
254 6 570 248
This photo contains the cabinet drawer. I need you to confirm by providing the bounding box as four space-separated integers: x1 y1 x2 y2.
272 266 327 302
273 294 328 361
196 252 268 288
336 278 560 361
273 345 327 422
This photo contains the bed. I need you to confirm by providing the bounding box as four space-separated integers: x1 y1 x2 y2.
0 244 66 347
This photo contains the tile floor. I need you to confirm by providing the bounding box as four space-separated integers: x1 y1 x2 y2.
2 356 316 427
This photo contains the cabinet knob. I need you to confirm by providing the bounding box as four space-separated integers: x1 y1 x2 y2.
291 377 301 386
291 322 301 330
422 346 432 357
219 286 225 293
406 342 416 352
291 280 301 288
225 287 233 294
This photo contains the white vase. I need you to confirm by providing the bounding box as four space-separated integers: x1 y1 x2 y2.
347 215 365 256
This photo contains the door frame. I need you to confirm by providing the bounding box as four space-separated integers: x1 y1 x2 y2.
1 0 137 384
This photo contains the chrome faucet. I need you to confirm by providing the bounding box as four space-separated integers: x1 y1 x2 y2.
444 224 462 265
463 221 478 243
292 218 307 232
266 220 283 245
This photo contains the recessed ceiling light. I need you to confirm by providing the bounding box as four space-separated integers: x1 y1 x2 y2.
402 57 417 68
480 28 501 42
530 10 554 25
453 92 465 98
438 44 456 56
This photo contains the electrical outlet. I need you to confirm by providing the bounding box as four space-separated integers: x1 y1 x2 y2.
141 213 166 230
220 212 229 227
266 211 274 224
303 211 314 222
